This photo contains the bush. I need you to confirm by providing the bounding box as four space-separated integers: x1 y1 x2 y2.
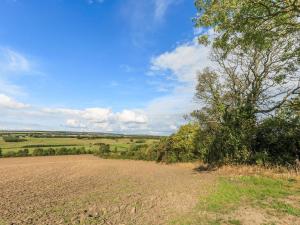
32 148 45 156
0 148 2 157
155 124 202 163
3 135 26 142
55 147 69 155
3 151 17 157
94 144 110 157
16 149 29 157
253 115 300 166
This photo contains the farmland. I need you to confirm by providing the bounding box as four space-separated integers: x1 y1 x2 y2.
0 131 159 155
0 156 299 225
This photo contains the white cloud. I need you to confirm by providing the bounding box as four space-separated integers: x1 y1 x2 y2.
65 119 86 128
5 48 31 72
145 40 212 133
42 108 82 116
0 40 212 135
0 48 32 74
150 39 211 83
0 94 29 109
116 110 148 124
82 108 113 123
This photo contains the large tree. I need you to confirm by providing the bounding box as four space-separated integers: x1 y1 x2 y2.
194 0 300 57
192 34 300 164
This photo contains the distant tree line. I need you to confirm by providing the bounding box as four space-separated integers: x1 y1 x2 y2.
2 135 26 142
93 143 157 161
0 147 91 158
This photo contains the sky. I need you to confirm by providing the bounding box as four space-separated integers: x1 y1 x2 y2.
0 0 211 135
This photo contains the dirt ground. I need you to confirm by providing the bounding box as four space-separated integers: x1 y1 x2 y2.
0 155 214 225
1 156 299 225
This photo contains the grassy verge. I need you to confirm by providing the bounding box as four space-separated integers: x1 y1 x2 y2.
171 175 300 225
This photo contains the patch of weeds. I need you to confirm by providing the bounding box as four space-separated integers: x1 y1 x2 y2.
261 222 276 225
270 200 300 217
208 218 223 225
228 219 242 225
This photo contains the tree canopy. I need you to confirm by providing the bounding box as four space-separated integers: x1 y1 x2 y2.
194 0 300 57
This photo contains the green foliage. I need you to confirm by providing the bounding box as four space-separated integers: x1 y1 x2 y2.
3 135 26 142
194 0 300 57
22 144 77 148
205 107 256 165
3 151 17 157
0 148 2 157
191 0 300 166
156 124 202 163
93 141 157 161
16 149 29 157
253 110 300 166
94 143 111 157
32 147 87 156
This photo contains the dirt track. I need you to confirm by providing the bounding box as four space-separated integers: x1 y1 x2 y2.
0 155 213 225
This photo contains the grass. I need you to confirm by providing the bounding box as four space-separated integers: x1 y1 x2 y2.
171 175 300 225
199 176 295 212
0 136 157 154
269 200 300 216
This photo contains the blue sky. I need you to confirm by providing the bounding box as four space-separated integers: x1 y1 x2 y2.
0 0 211 134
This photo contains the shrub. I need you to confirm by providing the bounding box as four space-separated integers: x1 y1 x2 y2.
32 148 45 156
253 115 300 166
94 144 111 157
156 124 202 163
3 135 26 142
3 151 17 157
55 147 68 155
16 149 29 157
0 148 2 157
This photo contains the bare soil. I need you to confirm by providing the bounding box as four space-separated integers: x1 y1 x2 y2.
0 155 214 225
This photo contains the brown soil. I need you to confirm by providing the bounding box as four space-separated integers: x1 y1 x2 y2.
0 155 214 225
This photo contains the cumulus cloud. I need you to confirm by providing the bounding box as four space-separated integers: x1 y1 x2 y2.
150 39 211 83
145 40 212 133
82 108 113 123
0 94 29 109
116 110 148 124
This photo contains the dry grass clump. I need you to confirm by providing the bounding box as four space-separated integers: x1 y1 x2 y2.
215 164 300 181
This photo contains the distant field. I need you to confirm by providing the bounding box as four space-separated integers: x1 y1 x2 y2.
0 133 158 154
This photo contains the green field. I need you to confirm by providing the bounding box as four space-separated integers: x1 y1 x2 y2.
0 132 159 154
